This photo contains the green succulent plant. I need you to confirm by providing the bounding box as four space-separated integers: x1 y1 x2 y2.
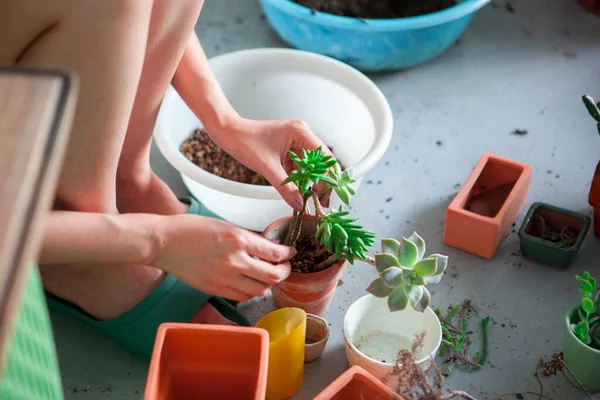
281 148 447 314
366 232 448 312
583 94 600 135
570 271 600 349
315 207 375 264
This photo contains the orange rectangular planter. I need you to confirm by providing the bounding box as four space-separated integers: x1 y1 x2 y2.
444 153 532 259
313 366 398 400
144 323 269 400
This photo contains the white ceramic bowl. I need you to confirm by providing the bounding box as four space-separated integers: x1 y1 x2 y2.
154 48 393 231
342 295 442 389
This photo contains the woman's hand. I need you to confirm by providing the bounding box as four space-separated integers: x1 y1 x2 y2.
209 117 334 210
150 214 295 302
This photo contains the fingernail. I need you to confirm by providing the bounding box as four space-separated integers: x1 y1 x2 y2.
289 247 297 257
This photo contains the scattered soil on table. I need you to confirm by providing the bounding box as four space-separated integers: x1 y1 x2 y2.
529 213 577 246
537 352 564 377
181 129 269 185
293 0 456 19
181 128 343 185
291 236 333 273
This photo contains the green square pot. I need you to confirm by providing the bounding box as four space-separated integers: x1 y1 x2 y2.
563 306 600 392
518 202 590 268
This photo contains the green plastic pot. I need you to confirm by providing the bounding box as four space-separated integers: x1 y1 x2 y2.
563 306 600 392
518 202 590 268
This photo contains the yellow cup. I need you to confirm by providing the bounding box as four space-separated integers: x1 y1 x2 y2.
255 307 307 400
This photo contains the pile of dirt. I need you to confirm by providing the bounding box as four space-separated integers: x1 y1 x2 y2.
293 0 457 19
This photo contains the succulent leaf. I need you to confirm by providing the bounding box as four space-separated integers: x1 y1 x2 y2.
414 287 432 312
374 253 400 273
367 278 394 297
405 285 424 308
398 237 419 267
429 254 449 276
583 95 600 121
381 267 404 288
407 232 426 260
583 298 595 314
388 288 409 312
414 257 437 277
381 238 401 256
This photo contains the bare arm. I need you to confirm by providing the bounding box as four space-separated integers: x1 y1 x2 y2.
172 34 332 209
40 211 159 266
171 34 238 134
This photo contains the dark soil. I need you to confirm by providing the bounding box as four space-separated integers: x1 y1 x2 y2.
530 214 577 246
305 337 317 344
291 236 333 273
293 0 457 19
180 129 270 185
180 128 343 186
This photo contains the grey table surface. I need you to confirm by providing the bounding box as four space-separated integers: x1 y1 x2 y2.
52 0 600 399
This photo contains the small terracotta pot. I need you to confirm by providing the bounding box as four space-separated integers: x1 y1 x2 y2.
144 323 269 400
262 215 347 316
588 160 600 237
313 366 398 400
305 313 329 362
444 152 532 259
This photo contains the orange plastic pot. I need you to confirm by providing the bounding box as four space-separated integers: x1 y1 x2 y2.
144 323 269 400
444 153 532 259
588 160 600 237
263 215 347 316
313 366 399 400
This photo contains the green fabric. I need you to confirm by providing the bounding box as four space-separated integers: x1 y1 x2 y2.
0 266 63 400
46 196 250 362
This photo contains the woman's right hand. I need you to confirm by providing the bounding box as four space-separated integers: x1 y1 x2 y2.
149 214 295 302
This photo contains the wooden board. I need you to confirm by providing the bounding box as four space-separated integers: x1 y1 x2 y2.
0 67 76 370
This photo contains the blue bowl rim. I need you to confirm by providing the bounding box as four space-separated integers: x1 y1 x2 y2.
259 0 492 31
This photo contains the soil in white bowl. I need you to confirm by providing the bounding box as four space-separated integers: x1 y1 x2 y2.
354 330 428 364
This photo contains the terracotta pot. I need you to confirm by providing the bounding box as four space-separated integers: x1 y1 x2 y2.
262 215 347 316
313 366 398 400
518 202 590 268
588 160 600 237
305 313 330 362
579 0 600 16
444 152 532 259
144 323 269 400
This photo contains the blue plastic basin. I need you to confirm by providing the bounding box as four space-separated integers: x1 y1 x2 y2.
259 0 491 72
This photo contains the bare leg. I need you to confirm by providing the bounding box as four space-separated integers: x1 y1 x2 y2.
116 0 205 215
4 0 234 325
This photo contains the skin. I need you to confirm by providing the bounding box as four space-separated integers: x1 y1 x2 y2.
1 0 332 323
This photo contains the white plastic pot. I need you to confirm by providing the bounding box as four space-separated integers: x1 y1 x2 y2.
154 48 393 231
342 295 442 390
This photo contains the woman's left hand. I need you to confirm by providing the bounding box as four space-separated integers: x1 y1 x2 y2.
209 117 333 211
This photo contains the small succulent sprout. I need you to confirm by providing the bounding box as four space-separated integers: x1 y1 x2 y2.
583 94 600 135
281 147 338 196
571 271 600 349
366 232 448 313
316 206 375 264
329 163 356 206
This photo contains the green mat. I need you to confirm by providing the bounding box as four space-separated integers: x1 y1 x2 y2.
0 265 63 400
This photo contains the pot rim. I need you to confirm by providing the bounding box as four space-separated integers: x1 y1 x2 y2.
260 0 492 31
306 313 330 346
518 202 591 253
342 294 442 366
565 305 600 355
